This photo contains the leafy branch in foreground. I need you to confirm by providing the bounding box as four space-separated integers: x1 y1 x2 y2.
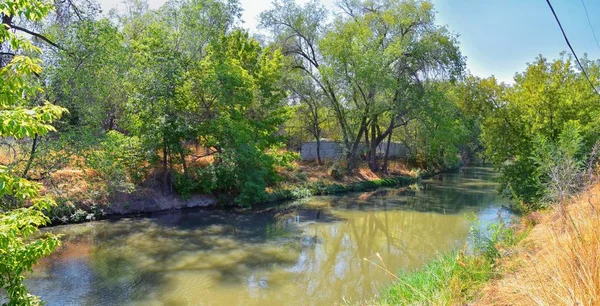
1 0 66 304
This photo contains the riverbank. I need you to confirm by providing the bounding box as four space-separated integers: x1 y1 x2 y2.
44 160 437 225
477 183 600 305
375 182 600 305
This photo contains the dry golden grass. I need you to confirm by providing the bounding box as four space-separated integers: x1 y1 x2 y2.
478 184 600 306
282 159 414 185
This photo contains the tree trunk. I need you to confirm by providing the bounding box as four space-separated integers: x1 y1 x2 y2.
178 142 188 179
169 153 174 194
347 118 368 170
364 125 370 163
107 115 115 131
316 137 323 166
22 134 38 178
382 129 393 174
214 146 222 165
162 141 169 195
369 120 378 172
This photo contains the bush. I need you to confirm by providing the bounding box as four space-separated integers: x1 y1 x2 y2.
532 122 589 204
467 213 520 262
501 122 597 210
84 131 148 193
328 160 346 180
290 186 312 199
44 199 107 224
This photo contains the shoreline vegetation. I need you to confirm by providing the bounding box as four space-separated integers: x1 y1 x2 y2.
42 159 445 226
375 181 600 305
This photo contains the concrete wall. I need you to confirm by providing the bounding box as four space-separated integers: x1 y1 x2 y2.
300 141 409 161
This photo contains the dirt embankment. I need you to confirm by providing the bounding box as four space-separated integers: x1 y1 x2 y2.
43 159 423 224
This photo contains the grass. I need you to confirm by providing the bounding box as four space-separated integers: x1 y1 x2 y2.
478 184 600 305
265 174 421 203
376 182 600 305
372 212 524 306
378 252 494 305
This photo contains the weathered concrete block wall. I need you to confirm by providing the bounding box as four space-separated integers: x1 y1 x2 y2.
301 141 345 161
301 141 409 161
377 142 410 159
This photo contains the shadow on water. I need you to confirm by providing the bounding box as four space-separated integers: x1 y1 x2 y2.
27 208 344 305
22 166 511 306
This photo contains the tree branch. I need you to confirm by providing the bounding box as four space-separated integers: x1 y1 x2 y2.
9 24 68 53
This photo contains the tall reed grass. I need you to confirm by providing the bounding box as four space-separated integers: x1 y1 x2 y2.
479 185 600 305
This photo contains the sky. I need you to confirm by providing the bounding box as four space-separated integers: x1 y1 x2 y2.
97 0 600 84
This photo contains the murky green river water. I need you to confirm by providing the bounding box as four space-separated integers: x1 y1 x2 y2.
24 167 510 305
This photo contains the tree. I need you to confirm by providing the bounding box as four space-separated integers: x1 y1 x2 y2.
287 71 328 165
121 0 240 194
0 0 66 304
179 30 289 205
46 18 126 131
461 55 600 207
261 0 464 171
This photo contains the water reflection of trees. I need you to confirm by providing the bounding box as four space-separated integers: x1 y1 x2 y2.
26 167 509 305
315 166 507 215
29 209 342 305
274 207 472 304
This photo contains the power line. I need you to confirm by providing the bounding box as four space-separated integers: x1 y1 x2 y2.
580 0 600 50
545 0 600 97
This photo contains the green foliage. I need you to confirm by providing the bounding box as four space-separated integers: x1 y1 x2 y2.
46 18 126 129
402 82 475 170
460 56 600 209
83 131 147 194
0 0 66 304
531 122 589 204
0 202 61 305
261 0 466 171
175 30 289 206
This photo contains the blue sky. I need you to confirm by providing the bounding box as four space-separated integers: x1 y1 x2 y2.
98 0 600 83
433 0 600 83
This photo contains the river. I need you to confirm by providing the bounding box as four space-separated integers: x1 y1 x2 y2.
25 167 511 305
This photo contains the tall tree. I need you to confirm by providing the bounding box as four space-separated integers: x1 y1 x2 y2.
46 18 126 130
261 0 464 171
461 55 600 205
179 30 289 205
121 0 240 193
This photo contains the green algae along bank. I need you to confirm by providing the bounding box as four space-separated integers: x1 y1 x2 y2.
24 167 510 305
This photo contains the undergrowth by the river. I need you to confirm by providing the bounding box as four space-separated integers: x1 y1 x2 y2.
265 174 419 203
44 162 437 225
373 213 525 305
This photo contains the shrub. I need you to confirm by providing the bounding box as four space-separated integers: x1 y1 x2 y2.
290 186 312 199
501 122 598 210
328 160 346 180
467 213 520 262
84 131 148 194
